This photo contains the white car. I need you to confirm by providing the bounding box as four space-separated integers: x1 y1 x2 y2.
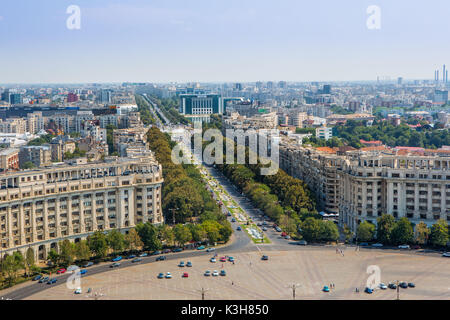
206 248 216 252
379 283 387 290
212 270 219 276
398 244 410 249
210 258 216 263
165 272 172 279
442 252 450 257
74 288 82 294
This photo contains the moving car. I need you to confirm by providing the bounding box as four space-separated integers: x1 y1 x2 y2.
372 243 383 247
157 273 164 279
186 261 192 267
212 270 219 276
47 278 57 285
165 272 172 279
204 270 211 276
236 226 241 231
156 256 166 261
74 288 82 294
78 269 87 275
231 218 236 222
197 246 205 250
57 268 66 274
112 256 122 262
131 258 142 263
322 286 330 292
364 287 373 294
178 261 185 267
275 227 282 232
398 245 410 249
261 255 269 261
297 240 307 246
442 252 450 257
33 275 42 281
182 272 189 278
220 270 227 276
83 262 94 268
206 248 215 252
379 283 387 290
110 262 121 268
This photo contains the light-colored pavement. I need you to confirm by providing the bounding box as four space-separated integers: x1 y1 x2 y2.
26 248 450 300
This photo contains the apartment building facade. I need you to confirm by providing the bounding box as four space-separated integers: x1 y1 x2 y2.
0 156 164 260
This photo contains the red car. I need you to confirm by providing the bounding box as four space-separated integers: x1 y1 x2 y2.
281 232 287 237
220 257 226 262
182 272 189 278
57 268 66 274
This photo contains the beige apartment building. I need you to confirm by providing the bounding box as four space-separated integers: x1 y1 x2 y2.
279 141 450 233
0 156 164 260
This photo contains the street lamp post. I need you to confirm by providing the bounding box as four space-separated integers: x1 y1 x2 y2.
288 283 301 300
168 208 179 225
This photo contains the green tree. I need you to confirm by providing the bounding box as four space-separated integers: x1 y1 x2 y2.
201 220 222 244
342 224 353 243
47 249 60 266
414 222 430 245
376 214 396 244
59 239 75 266
300 217 321 242
390 217 414 245
87 231 108 258
21 161 36 169
106 229 125 253
158 224 175 246
135 222 162 251
357 221 376 242
173 224 192 247
124 228 143 251
25 247 35 277
74 240 91 261
2 253 24 285
429 219 449 247
319 220 340 242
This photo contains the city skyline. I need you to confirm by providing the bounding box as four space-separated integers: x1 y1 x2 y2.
1 0 450 83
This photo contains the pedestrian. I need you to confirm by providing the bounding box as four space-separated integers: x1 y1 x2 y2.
232 261 235 265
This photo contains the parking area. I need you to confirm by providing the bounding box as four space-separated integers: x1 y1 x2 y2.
26 248 450 300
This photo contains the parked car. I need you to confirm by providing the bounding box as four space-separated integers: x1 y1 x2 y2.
388 283 397 289
74 288 82 294
408 282 415 288
262 227 267 231
131 258 142 263
39 276 49 283
442 252 450 257
182 272 189 278
204 270 211 276
33 275 42 281
261 255 269 261
110 262 121 268
47 278 57 285
126 255 136 260
78 269 87 275
281 232 287 237
139 253 148 257
297 240 308 246
112 256 122 262
163 249 171 254
398 245 410 249
412 245 421 250
165 272 172 279
231 218 236 222
206 248 215 252
197 246 205 250
210 258 217 263
236 226 242 231
372 243 383 247
275 227 282 232
399 282 408 288
152 250 162 255
173 248 183 253
220 270 227 276
228 257 234 262
57 268 66 274
212 270 219 276
178 261 185 267
156 256 166 261
220 257 226 262
284 235 291 240
359 242 369 247
364 287 373 294
186 261 192 267
157 273 164 279
322 286 330 292
83 262 94 268
379 283 387 290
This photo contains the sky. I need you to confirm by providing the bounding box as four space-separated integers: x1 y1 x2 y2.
0 0 449 84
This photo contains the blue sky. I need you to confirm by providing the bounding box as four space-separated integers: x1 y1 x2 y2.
0 0 449 83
